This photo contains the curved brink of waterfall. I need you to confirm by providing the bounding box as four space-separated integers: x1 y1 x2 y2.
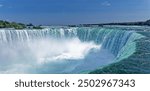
0 27 149 74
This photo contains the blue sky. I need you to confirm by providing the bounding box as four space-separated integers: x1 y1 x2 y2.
0 0 150 25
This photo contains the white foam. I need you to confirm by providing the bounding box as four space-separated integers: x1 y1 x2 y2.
28 38 101 64
0 37 101 73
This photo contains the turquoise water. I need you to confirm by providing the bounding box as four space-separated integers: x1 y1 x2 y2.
0 26 149 74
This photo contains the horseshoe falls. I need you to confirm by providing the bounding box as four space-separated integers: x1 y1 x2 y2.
0 26 150 74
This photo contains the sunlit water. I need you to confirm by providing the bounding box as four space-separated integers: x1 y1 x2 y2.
0 37 114 73
0 26 146 74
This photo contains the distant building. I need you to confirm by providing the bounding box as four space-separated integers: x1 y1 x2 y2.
26 23 34 29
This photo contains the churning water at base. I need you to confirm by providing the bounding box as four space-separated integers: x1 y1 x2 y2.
0 37 114 73
0 27 142 74
0 29 115 73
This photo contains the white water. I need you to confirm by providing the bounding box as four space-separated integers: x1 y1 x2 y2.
0 37 114 73
28 38 100 64
0 28 117 73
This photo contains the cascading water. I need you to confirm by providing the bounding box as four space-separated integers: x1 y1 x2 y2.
0 27 144 73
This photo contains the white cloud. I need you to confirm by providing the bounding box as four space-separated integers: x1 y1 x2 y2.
101 1 111 6
0 4 3 7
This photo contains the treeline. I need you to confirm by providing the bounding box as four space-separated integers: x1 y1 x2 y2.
0 20 43 29
0 20 26 29
68 19 150 27
102 19 150 26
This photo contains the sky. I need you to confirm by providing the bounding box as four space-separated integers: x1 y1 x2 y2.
0 0 150 25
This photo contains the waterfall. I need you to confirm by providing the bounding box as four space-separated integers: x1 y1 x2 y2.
0 27 144 73
0 28 77 43
0 27 143 59
0 27 135 56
